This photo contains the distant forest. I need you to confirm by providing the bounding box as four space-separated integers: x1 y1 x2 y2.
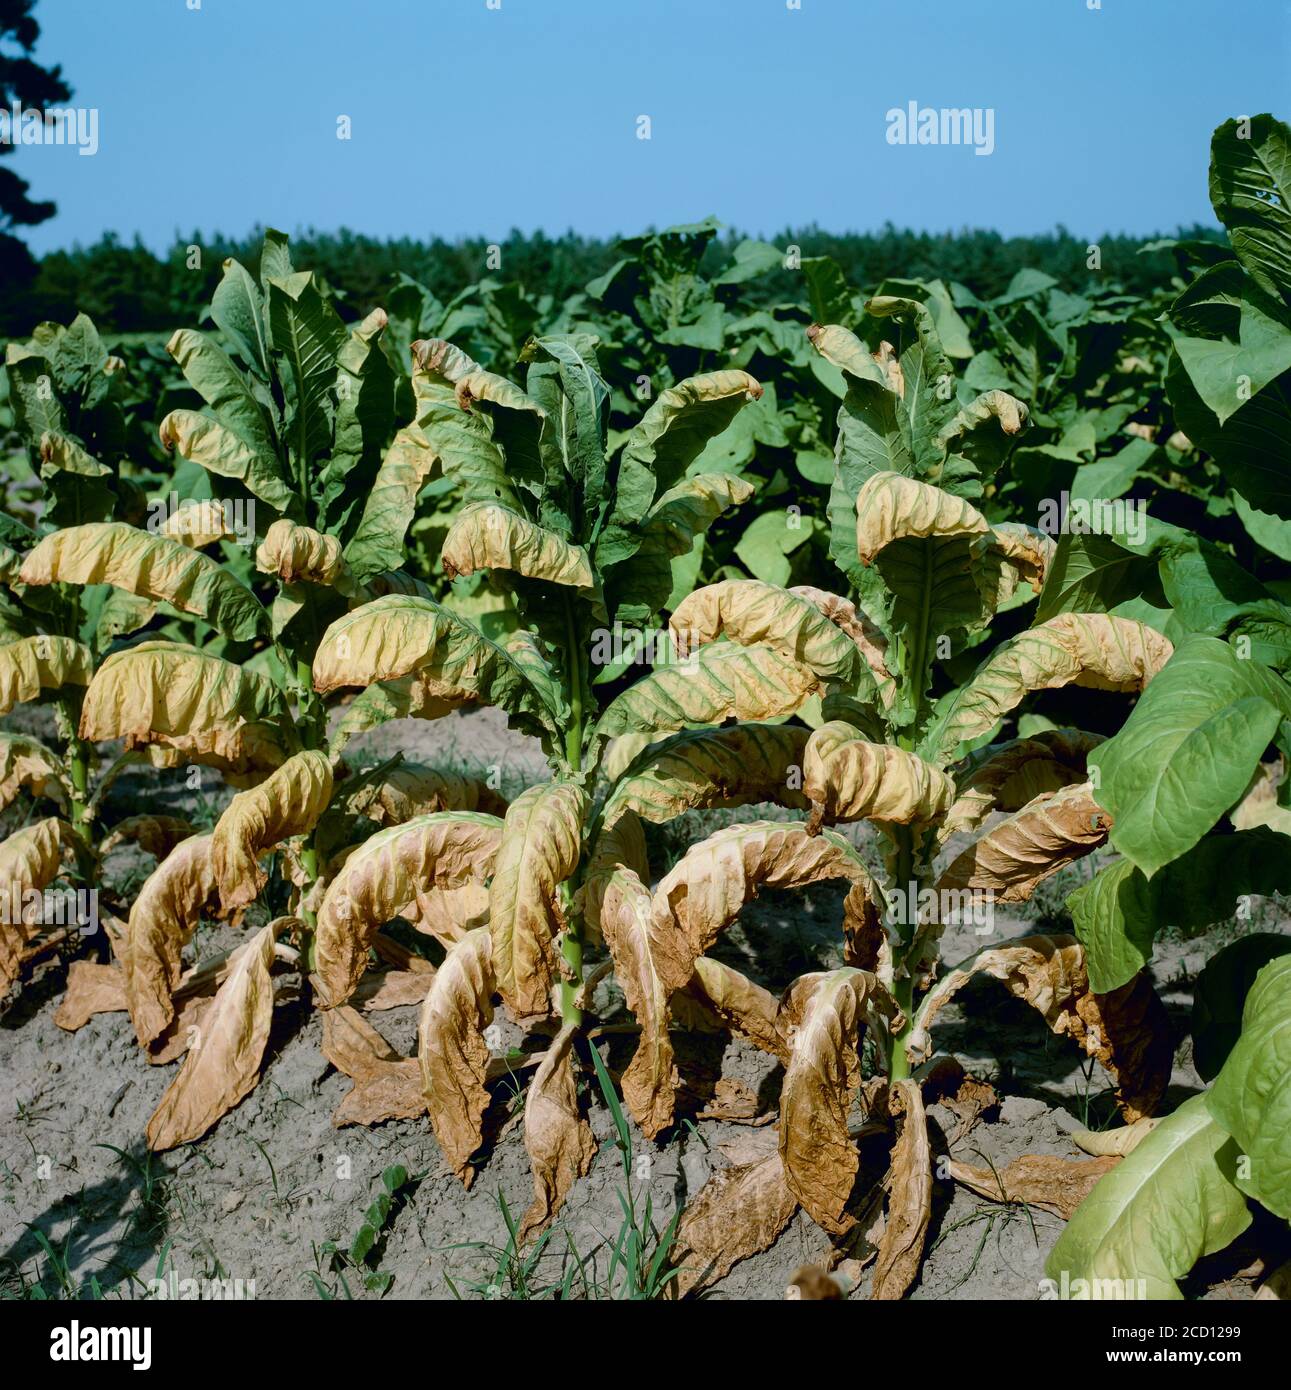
1 223 1225 336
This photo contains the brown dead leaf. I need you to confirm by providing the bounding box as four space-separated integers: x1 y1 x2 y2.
53 961 126 1031
352 969 435 1011
99 815 196 861
778 967 889 1235
418 926 495 1184
518 1025 596 1243
947 1153 1120 1219
146 922 277 1150
871 1079 932 1301
321 1001 429 1127
698 1077 773 1126
785 1265 846 1299
671 1148 799 1297
686 956 790 1063
599 868 680 1139
123 834 220 1048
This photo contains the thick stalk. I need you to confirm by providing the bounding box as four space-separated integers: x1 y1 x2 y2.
56 696 91 839
559 594 586 1027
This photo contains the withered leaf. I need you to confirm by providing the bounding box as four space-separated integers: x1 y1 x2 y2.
53 961 127 1031
518 1024 596 1244
871 1079 932 1300
947 1153 1120 1219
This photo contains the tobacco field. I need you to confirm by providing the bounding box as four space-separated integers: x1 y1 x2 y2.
1 111 1290 1305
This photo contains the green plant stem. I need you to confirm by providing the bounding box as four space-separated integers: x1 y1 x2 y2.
559 594 586 1028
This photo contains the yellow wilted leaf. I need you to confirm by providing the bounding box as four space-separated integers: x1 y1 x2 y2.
936 782 1111 903
600 723 809 832
123 834 219 1047
210 750 334 913
855 471 990 568
926 614 1173 759
518 1024 596 1243
946 1153 1119 1220
19 522 264 641
937 730 1103 844
580 810 649 944
779 967 889 1234
418 926 495 1183
789 585 896 707
80 642 288 780
315 812 502 1007
146 921 278 1151
872 1080 932 1300
159 498 237 549
441 503 594 592
806 323 888 383
671 1142 799 1297
651 822 883 990
599 869 680 1138
0 636 91 716
1072 1116 1159 1157
670 580 861 684
0 733 69 814
594 642 820 744
0 818 72 991
256 518 348 587
489 781 586 1024
53 961 126 1031
804 721 954 832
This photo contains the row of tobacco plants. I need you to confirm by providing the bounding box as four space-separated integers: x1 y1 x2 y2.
1 115 1290 1300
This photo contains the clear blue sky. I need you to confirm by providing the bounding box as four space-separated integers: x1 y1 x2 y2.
8 0 1290 253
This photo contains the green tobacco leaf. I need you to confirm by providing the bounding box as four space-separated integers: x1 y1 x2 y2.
1035 532 1163 623
1068 828 1291 994
1044 1095 1250 1301
1206 954 1291 1218
1090 636 1291 876
166 328 279 465
1233 491 1291 561
522 334 610 535
210 257 271 378
1208 114 1291 304
267 272 347 480
1192 934 1291 1083
159 409 296 514
320 308 396 534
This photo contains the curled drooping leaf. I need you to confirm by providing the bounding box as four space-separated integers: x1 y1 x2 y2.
938 729 1103 844
855 471 990 568
925 615 1173 760
518 1024 596 1243
600 723 808 831
159 498 238 549
441 504 595 593
146 921 278 1151
595 642 820 744
80 642 289 780
489 781 587 1024
0 733 69 813
789 584 896 707
651 821 883 994
936 782 1111 903
779 967 889 1234
210 750 334 913
418 926 495 1184
19 522 264 641
871 1080 932 1300
316 812 502 1006
123 834 220 1047
687 955 790 1063
256 518 349 588
158 409 296 513
599 869 680 1138
99 815 196 861
804 721 954 832
670 580 861 684
0 818 72 991
0 636 92 717
910 933 1170 1121
312 595 561 742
